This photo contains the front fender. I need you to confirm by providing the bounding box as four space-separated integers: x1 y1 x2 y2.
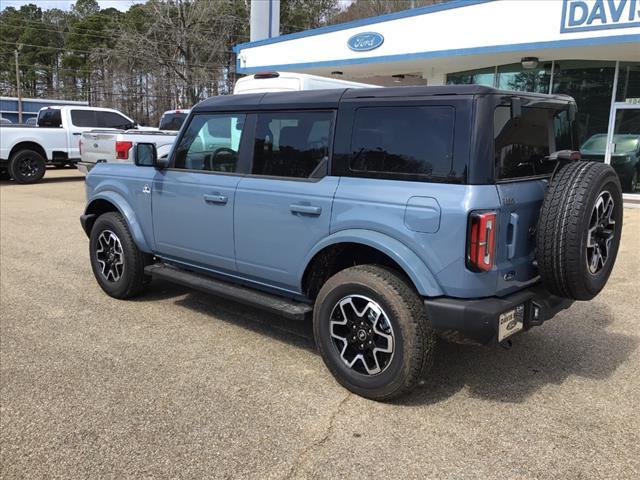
300 229 443 297
85 190 152 253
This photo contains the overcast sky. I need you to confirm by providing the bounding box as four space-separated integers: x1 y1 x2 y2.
0 0 145 11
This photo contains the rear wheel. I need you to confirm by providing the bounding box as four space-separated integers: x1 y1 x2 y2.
8 149 46 184
89 212 149 299
313 265 435 401
536 161 623 300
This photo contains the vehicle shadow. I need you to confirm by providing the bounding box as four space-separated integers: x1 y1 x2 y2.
399 301 638 406
144 279 316 353
140 281 638 404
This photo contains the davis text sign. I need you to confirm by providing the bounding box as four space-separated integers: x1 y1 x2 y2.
561 0 640 32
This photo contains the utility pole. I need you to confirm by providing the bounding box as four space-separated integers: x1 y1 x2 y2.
14 49 22 124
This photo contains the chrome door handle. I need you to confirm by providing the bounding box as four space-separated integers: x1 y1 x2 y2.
204 193 228 205
290 204 322 216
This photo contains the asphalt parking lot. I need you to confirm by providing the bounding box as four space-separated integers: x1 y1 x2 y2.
1 168 639 479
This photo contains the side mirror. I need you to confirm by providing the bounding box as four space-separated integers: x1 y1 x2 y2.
134 143 158 167
510 97 522 119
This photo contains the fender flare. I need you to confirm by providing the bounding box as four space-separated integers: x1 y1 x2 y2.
85 190 153 253
299 229 443 297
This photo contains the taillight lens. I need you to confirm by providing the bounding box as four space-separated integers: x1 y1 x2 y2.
79 138 83 155
467 211 497 272
115 141 133 160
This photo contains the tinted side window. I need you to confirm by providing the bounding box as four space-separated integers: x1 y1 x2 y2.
70 110 97 127
173 113 246 172
37 109 62 127
494 106 575 179
350 106 454 178
252 111 333 178
98 112 132 129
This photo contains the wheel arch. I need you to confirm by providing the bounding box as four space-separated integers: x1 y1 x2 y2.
300 229 442 299
83 192 152 253
9 141 47 161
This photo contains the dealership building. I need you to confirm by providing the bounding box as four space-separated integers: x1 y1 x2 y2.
235 0 640 198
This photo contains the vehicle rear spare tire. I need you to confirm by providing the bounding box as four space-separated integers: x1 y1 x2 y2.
8 149 46 184
536 161 623 301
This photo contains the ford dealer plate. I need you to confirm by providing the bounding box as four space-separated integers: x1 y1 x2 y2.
498 305 524 342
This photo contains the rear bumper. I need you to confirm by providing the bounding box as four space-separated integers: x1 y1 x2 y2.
76 162 93 175
424 285 573 344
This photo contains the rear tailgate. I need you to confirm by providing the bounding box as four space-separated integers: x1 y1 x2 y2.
80 130 121 166
494 179 547 295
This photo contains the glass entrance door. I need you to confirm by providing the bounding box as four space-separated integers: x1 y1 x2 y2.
605 105 640 194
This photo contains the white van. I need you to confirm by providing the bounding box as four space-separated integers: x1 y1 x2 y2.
233 71 378 94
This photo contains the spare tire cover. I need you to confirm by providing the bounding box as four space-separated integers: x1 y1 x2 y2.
536 161 623 301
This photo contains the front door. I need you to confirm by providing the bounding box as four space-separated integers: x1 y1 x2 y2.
152 112 248 272
234 110 338 292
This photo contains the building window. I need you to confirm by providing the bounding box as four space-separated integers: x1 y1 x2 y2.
616 62 640 103
550 61 616 146
497 63 551 93
446 67 495 87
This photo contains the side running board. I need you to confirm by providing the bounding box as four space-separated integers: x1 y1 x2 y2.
144 264 312 320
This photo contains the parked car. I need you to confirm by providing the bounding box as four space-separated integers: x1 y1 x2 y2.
158 109 190 131
24 117 37 126
233 71 378 94
81 86 623 400
0 105 148 184
77 129 178 175
0 116 12 124
580 133 639 192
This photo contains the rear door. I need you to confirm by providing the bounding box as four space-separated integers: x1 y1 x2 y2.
493 102 575 293
234 110 338 292
152 112 250 272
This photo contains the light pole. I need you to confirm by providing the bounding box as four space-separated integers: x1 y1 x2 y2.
14 47 22 124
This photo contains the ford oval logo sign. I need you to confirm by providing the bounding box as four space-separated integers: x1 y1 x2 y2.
347 32 384 52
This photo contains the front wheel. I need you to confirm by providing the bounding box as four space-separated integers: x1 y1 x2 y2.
313 265 435 401
89 212 149 299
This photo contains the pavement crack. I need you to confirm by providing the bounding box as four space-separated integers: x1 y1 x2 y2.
283 392 351 479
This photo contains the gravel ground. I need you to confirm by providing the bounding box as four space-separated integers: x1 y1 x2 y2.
1 168 639 479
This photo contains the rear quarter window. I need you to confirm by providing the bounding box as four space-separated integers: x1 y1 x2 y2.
349 106 455 180
494 105 575 180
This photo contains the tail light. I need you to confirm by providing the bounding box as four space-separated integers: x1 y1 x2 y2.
115 141 133 160
79 138 83 155
467 211 497 272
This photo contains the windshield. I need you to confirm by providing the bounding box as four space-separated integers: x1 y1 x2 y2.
581 134 639 154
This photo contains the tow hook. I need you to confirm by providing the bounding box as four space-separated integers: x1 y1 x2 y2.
500 339 513 350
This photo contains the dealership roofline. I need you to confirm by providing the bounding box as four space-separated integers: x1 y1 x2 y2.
232 0 495 53
235 33 640 74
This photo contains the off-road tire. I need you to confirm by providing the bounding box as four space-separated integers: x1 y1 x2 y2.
313 265 435 401
8 149 46 184
90 212 149 299
536 161 623 301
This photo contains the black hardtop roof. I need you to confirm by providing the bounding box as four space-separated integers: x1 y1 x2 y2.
192 85 574 112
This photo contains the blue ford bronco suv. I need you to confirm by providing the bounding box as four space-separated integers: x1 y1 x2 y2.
81 86 623 400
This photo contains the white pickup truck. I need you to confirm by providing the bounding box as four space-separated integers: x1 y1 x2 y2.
0 105 147 184
77 129 178 174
